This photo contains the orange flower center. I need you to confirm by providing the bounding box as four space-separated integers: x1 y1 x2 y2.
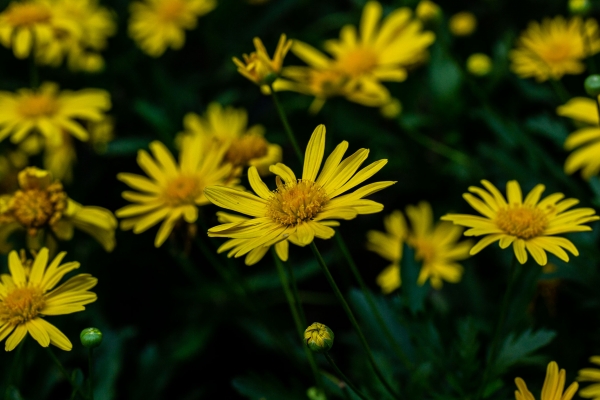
541 41 575 63
157 0 186 22
10 183 68 236
338 48 378 76
17 93 59 119
5 3 51 27
409 237 436 264
225 134 268 167
495 206 548 239
0 287 45 325
164 175 201 206
266 177 329 226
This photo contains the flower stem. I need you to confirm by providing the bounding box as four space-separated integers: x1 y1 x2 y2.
88 348 94 400
549 79 570 103
309 242 402 400
272 249 324 395
323 352 370 400
334 233 413 370
269 87 304 163
400 122 471 167
477 256 519 399
45 347 90 400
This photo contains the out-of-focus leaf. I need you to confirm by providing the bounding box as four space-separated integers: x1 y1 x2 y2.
4 386 23 400
525 113 569 146
493 328 556 376
70 369 85 399
94 327 136 400
245 256 323 291
429 45 463 106
400 245 429 315
172 325 214 361
232 373 306 400
133 99 174 140
104 137 152 156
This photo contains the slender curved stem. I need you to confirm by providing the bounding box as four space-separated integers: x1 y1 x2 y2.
45 347 90 400
401 124 471 167
269 87 304 163
309 242 402 400
323 352 370 400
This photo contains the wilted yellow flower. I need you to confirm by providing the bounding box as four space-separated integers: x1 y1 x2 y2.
205 125 394 257
515 361 578 400
129 0 216 57
442 180 599 265
449 11 476 36
578 356 600 399
0 82 111 146
233 34 292 86
466 53 492 76
510 16 600 82
415 0 440 22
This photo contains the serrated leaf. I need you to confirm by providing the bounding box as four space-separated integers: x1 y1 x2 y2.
493 328 556 376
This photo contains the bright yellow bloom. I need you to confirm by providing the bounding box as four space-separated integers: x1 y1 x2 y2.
116 135 238 247
466 53 492 76
0 248 96 351
367 202 471 294
0 167 116 252
510 16 600 82
449 12 477 36
0 0 56 59
515 361 578 400
556 97 600 179
0 82 111 146
179 102 281 175
233 34 292 86
129 0 216 57
415 0 440 22
577 356 600 399
205 125 394 257
442 180 599 265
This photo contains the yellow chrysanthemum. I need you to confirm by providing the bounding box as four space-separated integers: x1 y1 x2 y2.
556 97 600 179
233 34 293 86
510 16 600 82
204 124 395 257
367 202 472 294
116 135 239 247
515 361 578 400
577 356 600 399
0 248 96 351
449 11 477 36
441 180 599 265
0 82 111 146
0 0 55 59
129 0 216 57
179 103 281 175
0 167 116 252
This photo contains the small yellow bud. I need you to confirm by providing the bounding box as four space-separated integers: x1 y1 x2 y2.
380 98 402 119
466 53 492 76
449 12 477 37
416 0 441 22
304 322 334 353
569 0 591 15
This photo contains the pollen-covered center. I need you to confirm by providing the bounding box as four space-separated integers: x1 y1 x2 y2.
164 175 201 206
10 183 67 236
266 177 329 226
157 0 186 22
225 134 268 167
495 206 548 239
0 287 45 325
338 47 379 77
5 3 51 27
18 94 59 118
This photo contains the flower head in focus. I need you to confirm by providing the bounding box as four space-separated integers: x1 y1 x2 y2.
449 11 476 36
129 0 216 57
510 16 600 82
0 248 97 351
442 180 599 265
233 34 293 86
514 361 578 400
578 356 600 399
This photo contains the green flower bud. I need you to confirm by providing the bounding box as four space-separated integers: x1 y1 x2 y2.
569 0 591 15
80 327 103 349
306 387 326 400
585 75 600 97
304 322 334 353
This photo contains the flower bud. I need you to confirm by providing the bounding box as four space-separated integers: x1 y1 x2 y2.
585 75 600 97
304 322 334 353
569 0 591 15
449 12 477 37
466 53 492 76
416 0 441 22
80 327 103 349
380 98 402 119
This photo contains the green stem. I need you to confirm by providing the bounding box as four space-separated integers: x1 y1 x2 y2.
323 352 370 400
549 79 570 103
309 242 402 400
88 348 94 400
45 347 90 400
269 87 304 163
335 233 413 371
272 249 324 395
477 257 520 399
401 123 470 167
284 259 308 327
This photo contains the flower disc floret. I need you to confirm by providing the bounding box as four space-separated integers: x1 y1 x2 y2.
0 286 45 326
267 178 329 226
495 206 548 239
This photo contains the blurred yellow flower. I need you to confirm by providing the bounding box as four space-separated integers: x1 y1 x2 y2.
557 97 600 179
415 0 440 22
466 53 492 76
569 0 591 16
510 16 600 82
442 180 599 265
179 103 281 175
449 12 477 36
0 248 97 351
0 82 111 146
129 0 216 57
578 356 600 399
515 361 578 400
0 167 117 252
205 125 394 257
233 34 292 86
367 202 471 294
0 1 57 59
116 135 238 247
380 98 402 119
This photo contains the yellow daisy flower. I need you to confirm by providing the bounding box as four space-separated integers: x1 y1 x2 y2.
233 34 293 86
577 356 600 399
367 202 472 294
129 0 216 57
204 124 395 257
0 82 111 146
0 248 97 351
556 97 600 179
116 135 238 247
0 167 117 252
0 0 55 59
515 361 578 400
510 16 600 82
441 180 599 265
179 102 281 175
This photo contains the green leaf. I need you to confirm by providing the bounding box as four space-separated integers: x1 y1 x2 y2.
232 373 306 400
4 386 23 400
104 138 152 157
525 113 569 146
400 245 429 315
493 328 556 376
133 100 174 141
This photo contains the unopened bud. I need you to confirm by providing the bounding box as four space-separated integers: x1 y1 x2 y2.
304 322 334 353
569 0 591 15
585 75 600 97
466 53 492 76
80 327 103 349
416 0 441 22
449 12 477 36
